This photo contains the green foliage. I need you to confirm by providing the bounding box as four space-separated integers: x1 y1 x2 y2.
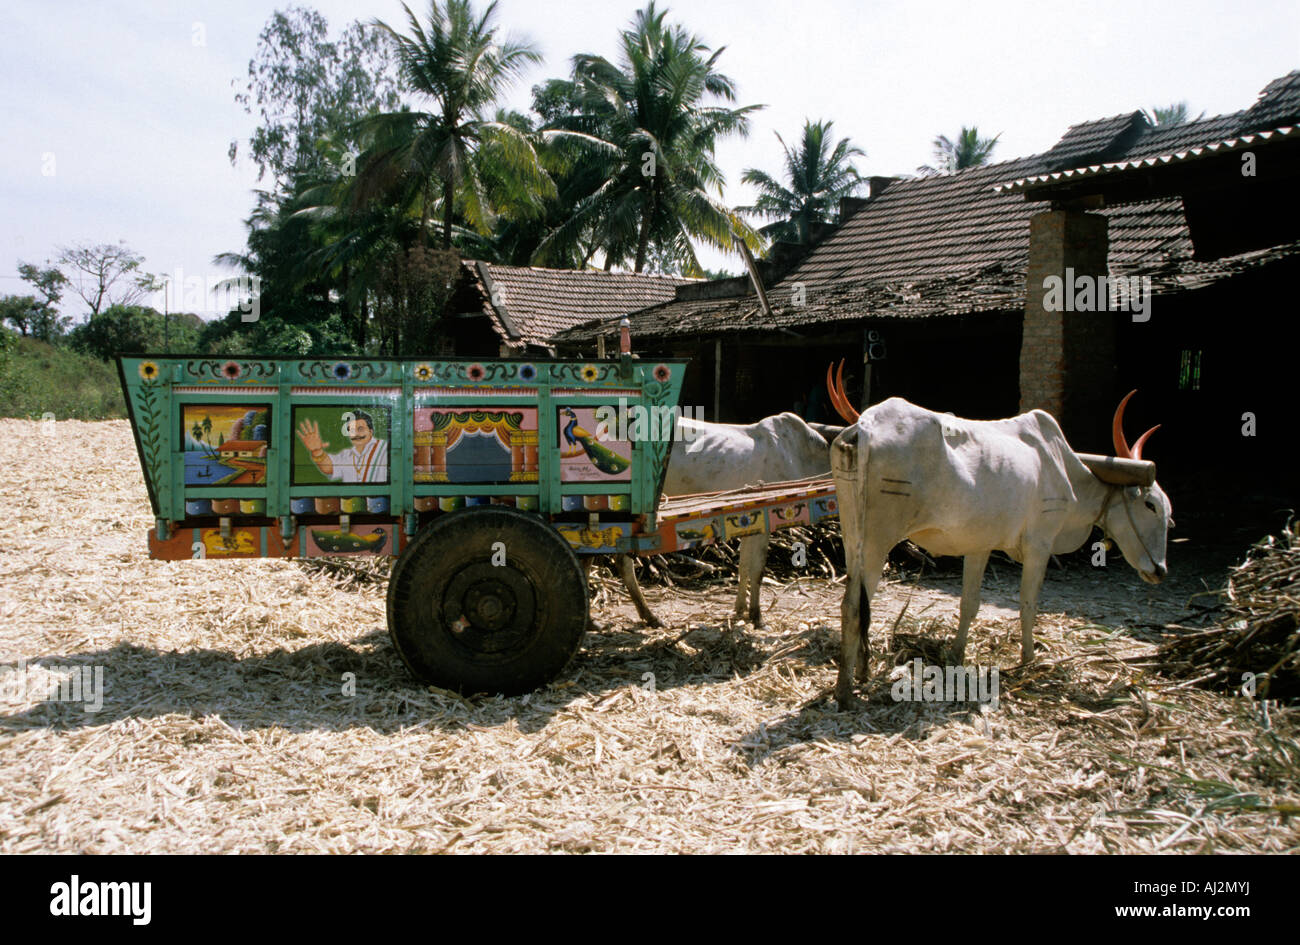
0 295 43 337
66 304 202 361
231 6 402 186
739 119 865 245
918 126 1001 176
0 332 125 420
357 0 550 249
537 2 763 274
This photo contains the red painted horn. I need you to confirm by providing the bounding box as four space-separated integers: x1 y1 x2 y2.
826 360 859 423
1112 389 1160 460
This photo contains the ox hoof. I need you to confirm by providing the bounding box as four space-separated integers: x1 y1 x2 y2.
834 688 863 712
586 616 608 633
643 615 665 629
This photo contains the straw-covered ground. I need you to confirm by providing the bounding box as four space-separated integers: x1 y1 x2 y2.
1 418 1296 853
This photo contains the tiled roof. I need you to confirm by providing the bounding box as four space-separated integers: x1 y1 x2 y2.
557 239 1300 343
994 125 1300 195
1042 111 1147 170
466 262 692 348
1241 69 1300 132
554 69 1299 344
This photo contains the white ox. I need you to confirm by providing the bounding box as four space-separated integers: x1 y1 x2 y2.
611 412 839 627
826 381 1172 706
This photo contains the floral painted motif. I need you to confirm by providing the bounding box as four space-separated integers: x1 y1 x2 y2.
221 360 242 380
467 363 486 382
413 363 434 382
580 364 599 382
331 362 353 381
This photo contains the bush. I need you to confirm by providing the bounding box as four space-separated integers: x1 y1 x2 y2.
0 332 126 419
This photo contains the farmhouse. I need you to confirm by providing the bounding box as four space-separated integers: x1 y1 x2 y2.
437 261 693 357
218 440 268 459
554 70 1300 516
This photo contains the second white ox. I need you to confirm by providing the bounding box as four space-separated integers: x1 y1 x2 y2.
613 412 839 627
827 384 1172 706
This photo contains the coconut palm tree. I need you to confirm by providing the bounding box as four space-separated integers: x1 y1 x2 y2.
361 0 554 248
918 126 1001 176
538 3 763 274
738 119 865 244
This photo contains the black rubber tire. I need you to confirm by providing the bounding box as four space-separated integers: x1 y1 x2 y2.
387 506 589 695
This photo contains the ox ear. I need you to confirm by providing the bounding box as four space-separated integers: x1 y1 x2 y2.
1077 452 1156 487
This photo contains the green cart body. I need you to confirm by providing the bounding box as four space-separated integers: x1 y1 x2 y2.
119 354 837 693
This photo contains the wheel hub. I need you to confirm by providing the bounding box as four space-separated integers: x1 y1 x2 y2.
442 563 537 657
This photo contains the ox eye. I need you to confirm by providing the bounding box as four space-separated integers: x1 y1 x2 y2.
1144 500 1158 514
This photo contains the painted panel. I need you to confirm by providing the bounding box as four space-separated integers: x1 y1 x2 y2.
304 524 394 557
413 407 538 484
674 518 721 550
554 522 630 554
556 406 632 483
724 510 766 540
291 404 392 486
198 527 263 558
181 404 270 486
811 495 839 523
768 500 810 528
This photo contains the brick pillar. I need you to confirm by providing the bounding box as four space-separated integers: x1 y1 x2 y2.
1019 208 1116 449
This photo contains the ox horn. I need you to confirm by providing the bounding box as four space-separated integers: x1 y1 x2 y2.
826 360 859 423
1112 389 1161 461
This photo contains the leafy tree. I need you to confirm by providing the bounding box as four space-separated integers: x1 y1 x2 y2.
0 296 42 337
356 0 552 250
1143 101 1205 127
739 119 865 244
15 261 71 341
918 126 1001 176
230 7 402 187
67 304 200 361
55 241 157 319
539 3 762 274
209 191 355 357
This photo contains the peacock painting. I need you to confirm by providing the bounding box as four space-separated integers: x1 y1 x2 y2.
560 407 631 478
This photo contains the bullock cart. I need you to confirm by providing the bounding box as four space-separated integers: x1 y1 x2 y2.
118 354 838 694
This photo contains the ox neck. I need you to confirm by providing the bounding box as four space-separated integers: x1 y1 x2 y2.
1070 459 1122 536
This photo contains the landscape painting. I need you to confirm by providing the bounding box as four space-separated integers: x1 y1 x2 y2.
182 404 270 486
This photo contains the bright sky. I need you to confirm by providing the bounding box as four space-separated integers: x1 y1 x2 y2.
2 0 1297 321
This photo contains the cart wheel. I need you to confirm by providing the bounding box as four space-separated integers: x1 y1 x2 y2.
387 506 589 695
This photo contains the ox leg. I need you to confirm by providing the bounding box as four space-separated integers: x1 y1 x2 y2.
837 573 868 707
951 551 990 665
837 545 890 702
1017 547 1050 663
734 535 770 626
617 554 664 628
584 557 606 631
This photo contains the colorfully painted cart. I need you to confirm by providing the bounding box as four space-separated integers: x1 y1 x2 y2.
119 355 838 694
